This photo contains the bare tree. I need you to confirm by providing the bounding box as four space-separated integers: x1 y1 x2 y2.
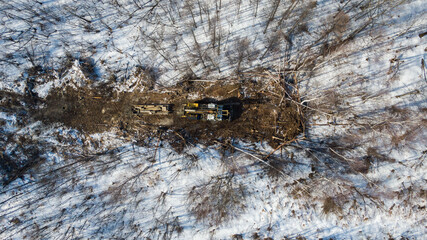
188 175 246 226
251 0 261 17
263 0 281 34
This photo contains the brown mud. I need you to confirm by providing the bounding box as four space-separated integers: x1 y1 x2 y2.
14 77 303 150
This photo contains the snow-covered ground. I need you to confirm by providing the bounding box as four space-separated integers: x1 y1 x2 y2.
1 0 426 239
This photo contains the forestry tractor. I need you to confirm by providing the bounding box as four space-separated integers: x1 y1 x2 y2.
132 104 172 115
132 102 233 121
180 103 232 121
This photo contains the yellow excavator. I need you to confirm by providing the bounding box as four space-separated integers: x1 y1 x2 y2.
181 103 231 121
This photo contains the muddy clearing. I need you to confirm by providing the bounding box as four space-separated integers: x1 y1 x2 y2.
28 77 303 149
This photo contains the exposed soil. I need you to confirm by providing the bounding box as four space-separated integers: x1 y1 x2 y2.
28 77 303 149
33 85 137 133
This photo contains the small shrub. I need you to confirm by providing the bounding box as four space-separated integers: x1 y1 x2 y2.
297 23 309 33
366 147 395 163
322 197 342 215
263 157 287 179
79 57 97 80
252 232 260 240
332 11 350 37
134 66 157 89
232 234 244 240
188 175 247 226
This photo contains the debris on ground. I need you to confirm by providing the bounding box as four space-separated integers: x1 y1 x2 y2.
20 75 304 149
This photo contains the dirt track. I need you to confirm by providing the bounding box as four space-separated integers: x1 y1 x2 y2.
30 79 303 149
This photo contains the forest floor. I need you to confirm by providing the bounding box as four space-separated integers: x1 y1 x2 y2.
3 72 303 151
